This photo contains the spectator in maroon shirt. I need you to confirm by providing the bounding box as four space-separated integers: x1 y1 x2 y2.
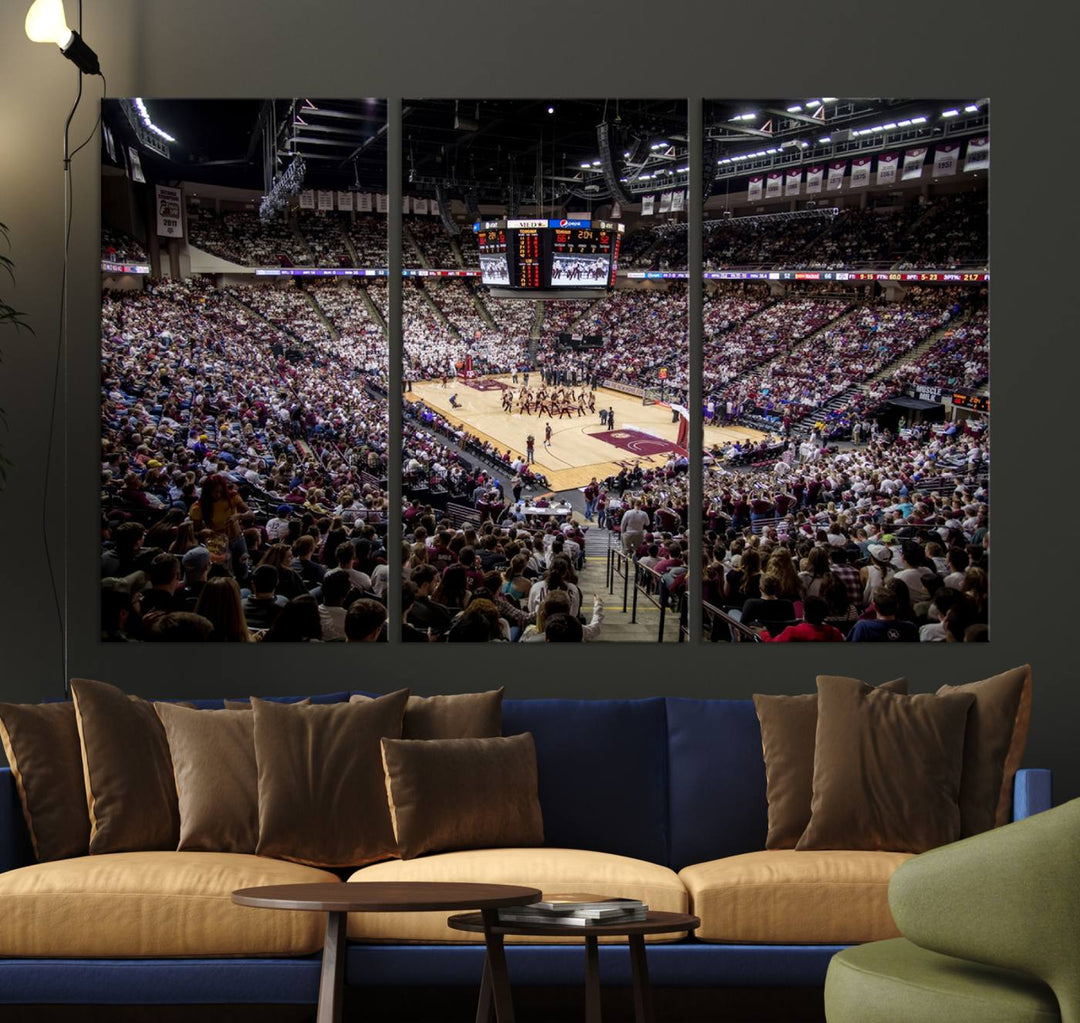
762 597 844 642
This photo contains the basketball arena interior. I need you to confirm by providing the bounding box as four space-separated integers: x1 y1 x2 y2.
99 97 988 644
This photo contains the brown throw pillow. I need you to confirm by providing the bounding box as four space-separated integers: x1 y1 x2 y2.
381 733 544 860
350 689 503 739
0 702 89 861
71 678 181 854
222 698 311 710
797 676 974 853
753 677 907 849
938 665 1032 836
253 689 409 868
155 704 259 854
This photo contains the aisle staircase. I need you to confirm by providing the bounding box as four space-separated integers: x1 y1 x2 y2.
300 287 339 342
340 226 360 268
530 300 544 340
356 283 387 338
470 287 498 329
403 222 429 269
864 312 970 386
418 282 462 340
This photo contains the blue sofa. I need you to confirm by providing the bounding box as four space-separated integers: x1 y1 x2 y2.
0 695 1052 1006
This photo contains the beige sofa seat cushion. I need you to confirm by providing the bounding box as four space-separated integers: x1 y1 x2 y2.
347 847 687 943
0 852 340 957
679 850 914 944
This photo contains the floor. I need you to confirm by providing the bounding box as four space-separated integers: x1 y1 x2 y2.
7 987 827 1022
407 376 763 491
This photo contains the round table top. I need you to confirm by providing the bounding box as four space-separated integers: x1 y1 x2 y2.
232 882 543 914
447 910 700 938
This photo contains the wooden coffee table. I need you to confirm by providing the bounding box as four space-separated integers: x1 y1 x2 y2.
232 881 541 1023
448 909 700 1023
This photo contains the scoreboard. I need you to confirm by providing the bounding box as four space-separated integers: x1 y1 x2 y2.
475 218 624 291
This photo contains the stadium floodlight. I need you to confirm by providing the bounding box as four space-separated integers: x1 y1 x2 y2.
134 99 176 143
911 116 927 124
818 136 831 143
883 122 897 130
898 119 911 127
787 105 802 113
592 160 601 166
941 109 960 118
729 113 757 122
25 0 100 74
821 97 838 103
965 104 979 113
805 100 819 107
547 106 554 114
580 163 592 169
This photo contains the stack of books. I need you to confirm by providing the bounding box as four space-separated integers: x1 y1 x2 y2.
498 893 648 927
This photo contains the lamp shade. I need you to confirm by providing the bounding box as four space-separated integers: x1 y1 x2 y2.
25 0 74 47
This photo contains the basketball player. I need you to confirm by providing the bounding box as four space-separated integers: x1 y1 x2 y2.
526 434 535 463
607 407 615 431
544 422 553 447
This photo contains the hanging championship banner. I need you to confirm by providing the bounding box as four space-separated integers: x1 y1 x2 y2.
805 166 824 194
934 143 960 177
336 191 354 211
902 147 927 180
671 189 685 212
964 136 990 171
356 192 373 212
766 171 783 197
299 190 315 209
413 197 429 215
850 157 871 188
827 161 846 190
403 194 412 214
876 152 899 185
748 175 764 201
785 168 802 196
659 192 673 213
317 190 334 211
155 184 183 237
641 194 655 216
610 201 622 218
127 147 145 183
375 193 388 213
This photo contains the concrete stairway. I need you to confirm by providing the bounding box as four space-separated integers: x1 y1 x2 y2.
357 283 387 338
402 222 429 269
418 283 462 340
577 528 682 643
865 312 969 386
299 287 339 342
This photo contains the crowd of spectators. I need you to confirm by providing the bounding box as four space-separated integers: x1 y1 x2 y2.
226 283 333 346
295 211 353 266
405 216 460 267
702 418 990 642
345 215 388 266
896 192 989 269
882 304 989 395
100 275 391 641
101 228 148 263
187 206 307 267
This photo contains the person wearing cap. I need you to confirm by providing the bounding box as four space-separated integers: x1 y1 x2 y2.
178 546 212 612
266 505 293 542
860 543 895 606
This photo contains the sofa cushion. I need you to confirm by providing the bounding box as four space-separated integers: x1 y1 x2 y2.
0 852 339 957
666 699 767 870
679 850 913 944
71 679 181 855
353 689 504 739
381 734 543 859
346 848 687 943
0 701 88 862
825 938 1061 1023
502 698 669 865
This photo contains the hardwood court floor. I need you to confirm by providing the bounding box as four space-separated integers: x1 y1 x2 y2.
409 375 764 491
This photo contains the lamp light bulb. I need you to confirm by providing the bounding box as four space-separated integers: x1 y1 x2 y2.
25 0 73 47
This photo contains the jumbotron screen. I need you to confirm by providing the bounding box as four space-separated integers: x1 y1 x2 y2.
473 218 624 290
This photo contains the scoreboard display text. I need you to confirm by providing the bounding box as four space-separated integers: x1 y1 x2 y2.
474 219 624 290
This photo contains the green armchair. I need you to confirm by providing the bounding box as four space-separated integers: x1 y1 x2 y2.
825 798 1080 1023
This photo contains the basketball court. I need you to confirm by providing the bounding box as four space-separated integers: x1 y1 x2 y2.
408 374 765 491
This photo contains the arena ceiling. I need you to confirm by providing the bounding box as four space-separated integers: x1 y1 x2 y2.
101 98 388 193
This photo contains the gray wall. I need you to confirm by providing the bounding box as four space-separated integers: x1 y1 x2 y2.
1 3 1077 802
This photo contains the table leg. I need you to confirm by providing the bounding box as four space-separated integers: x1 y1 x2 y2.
475 952 495 1023
480 909 516 1023
629 933 653 1023
584 934 602 1023
316 910 347 1023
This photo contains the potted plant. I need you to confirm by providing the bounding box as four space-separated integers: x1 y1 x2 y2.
0 220 33 489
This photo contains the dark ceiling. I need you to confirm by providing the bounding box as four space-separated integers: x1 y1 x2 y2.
101 98 388 192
